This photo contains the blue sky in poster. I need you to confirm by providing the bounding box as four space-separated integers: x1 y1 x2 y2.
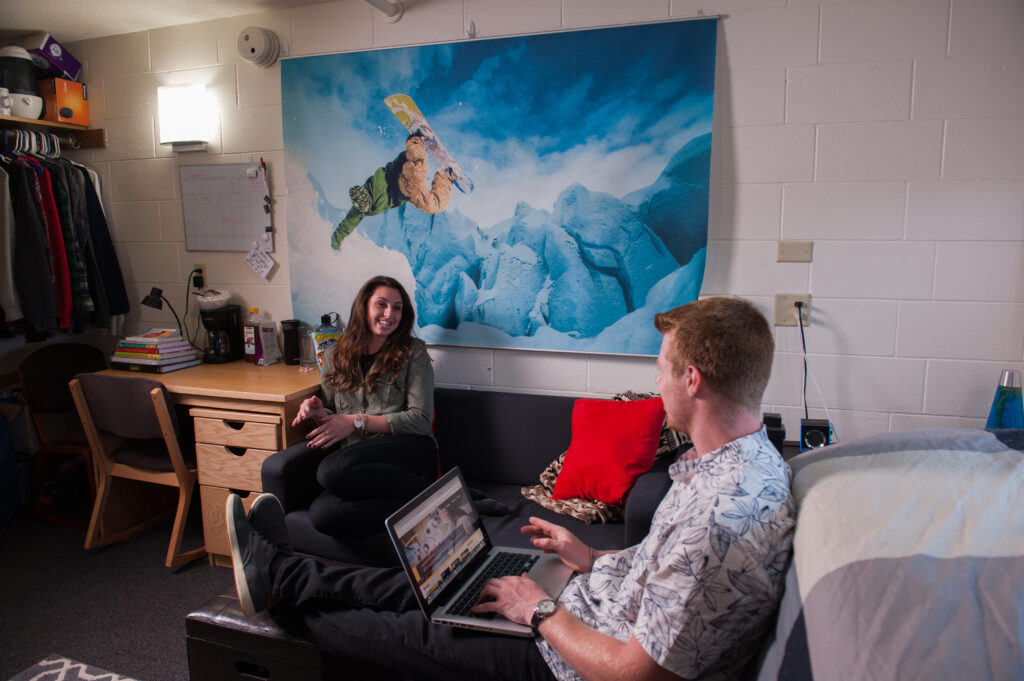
283 19 715 230
281 19 717 355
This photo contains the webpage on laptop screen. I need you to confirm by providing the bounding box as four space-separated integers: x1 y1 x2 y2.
393 477 484 604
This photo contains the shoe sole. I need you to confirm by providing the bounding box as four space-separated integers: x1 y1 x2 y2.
225 494 257 617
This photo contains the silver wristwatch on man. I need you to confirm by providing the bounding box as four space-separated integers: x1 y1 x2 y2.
530 599 558 633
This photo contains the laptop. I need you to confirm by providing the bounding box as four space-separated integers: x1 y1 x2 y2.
385 466 574 637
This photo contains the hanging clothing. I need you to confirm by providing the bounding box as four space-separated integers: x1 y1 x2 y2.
0 165 22 321
79 165 129 317
6 161 57 335
1 129 128 339
19 156 72 329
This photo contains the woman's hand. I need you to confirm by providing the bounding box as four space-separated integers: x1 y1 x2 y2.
292 396 329 426
472 574 550 626
305 413 356 449
521 517 593 573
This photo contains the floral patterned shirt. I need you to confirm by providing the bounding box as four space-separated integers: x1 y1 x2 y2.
537 428 795 680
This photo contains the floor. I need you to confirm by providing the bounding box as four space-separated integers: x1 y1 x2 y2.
0 480 233 681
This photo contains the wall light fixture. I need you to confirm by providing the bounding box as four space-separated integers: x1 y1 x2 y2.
157 83 216 152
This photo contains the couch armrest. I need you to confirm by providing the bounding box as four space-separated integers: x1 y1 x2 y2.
261 444 328 513
623 450 680 546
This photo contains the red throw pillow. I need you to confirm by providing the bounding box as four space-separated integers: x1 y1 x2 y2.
551 397 666 505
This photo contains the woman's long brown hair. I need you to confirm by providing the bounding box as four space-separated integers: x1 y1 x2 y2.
323 275 415 395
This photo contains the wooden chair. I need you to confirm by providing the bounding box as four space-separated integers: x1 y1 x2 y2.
69 373 207 568
18 342 108 529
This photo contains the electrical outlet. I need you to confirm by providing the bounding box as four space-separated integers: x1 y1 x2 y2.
773 294 810 326
192 263 206 289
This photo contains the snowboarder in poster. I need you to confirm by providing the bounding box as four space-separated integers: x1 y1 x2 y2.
330 133 454 249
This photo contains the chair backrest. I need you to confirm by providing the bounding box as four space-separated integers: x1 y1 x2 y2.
72 373 180 440
19 343 108 415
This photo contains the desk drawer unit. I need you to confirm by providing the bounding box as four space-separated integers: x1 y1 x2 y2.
192 408 283 566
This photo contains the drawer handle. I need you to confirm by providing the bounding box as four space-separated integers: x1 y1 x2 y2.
226 446 248 457
225 420 246 430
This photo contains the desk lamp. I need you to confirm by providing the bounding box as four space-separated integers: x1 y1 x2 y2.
141 287 184 335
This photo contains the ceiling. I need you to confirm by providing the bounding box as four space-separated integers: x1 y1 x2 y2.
0 0 340 44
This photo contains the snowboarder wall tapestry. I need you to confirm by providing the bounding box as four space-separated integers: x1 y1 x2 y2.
282 17 717 356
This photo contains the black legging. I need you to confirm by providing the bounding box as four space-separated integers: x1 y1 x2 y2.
309 433 437 537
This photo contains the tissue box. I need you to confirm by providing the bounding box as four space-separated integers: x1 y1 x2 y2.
15 33 82 82
38 78 89 126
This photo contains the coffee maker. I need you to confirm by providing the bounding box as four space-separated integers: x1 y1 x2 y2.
199 304 243 363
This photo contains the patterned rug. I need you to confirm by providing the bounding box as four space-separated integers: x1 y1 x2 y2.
7 654 139 681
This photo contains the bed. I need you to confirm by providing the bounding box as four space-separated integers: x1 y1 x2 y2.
752 428 1024 681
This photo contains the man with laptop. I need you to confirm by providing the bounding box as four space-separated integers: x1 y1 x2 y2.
227 296 795 681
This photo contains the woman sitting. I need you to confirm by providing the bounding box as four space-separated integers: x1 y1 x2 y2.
287 274 436 537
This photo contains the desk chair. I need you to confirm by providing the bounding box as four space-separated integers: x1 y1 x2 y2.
69 373 207 568
19 342 107 529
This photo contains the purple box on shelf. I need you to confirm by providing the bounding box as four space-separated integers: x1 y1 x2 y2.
14 33 82 82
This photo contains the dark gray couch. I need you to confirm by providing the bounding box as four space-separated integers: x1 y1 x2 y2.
261 387 680 565
187 388 680 681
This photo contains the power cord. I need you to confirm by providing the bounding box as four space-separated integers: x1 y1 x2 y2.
795 301 809 419
793 301 839 444
184 268 203 348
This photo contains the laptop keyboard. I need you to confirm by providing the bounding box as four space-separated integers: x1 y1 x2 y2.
448 551 540 617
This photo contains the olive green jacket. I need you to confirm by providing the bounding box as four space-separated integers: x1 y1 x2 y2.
319 338 434 445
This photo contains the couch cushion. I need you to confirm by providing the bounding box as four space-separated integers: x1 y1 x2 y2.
434 389 574 485
471 481 631 551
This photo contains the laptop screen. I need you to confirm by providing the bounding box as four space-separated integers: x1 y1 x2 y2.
389 470 487 606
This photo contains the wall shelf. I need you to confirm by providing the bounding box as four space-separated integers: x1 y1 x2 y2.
0 114 107 149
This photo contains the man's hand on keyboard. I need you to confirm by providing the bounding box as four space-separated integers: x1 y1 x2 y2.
471 574 549 626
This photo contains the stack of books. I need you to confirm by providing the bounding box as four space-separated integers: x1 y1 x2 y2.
111 328 201 373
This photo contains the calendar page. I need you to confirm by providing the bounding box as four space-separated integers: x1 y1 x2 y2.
180 163 273 252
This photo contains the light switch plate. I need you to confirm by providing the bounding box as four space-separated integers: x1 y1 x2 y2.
777 240 813 262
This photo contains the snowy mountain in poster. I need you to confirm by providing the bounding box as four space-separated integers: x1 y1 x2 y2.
287 133 707 354
282 19 717 355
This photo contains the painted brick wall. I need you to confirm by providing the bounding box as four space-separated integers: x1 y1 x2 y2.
57 0 1024 442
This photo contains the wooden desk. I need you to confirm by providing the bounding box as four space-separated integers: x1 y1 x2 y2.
105 361 321 565
106 361 322 448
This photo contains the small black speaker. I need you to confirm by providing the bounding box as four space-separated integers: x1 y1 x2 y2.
800 418 833 452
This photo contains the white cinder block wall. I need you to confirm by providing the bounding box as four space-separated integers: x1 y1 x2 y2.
56 0 1023 443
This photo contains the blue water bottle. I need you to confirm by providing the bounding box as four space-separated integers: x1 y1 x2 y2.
985 369 1023 429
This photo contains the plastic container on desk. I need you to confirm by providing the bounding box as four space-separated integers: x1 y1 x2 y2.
243 307 266 363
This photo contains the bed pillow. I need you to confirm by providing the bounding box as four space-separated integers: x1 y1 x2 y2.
551 397 665 505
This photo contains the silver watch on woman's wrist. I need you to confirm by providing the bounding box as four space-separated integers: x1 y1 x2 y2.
353 413 365 432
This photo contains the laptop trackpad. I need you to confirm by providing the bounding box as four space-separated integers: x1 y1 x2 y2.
529 553 574 596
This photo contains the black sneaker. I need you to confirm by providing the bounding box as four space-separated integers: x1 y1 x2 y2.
226 493 276 617
248 493 291 553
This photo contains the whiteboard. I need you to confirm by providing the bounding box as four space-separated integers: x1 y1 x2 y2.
180 163 273 252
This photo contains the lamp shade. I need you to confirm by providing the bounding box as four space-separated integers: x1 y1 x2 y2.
158 84 216 150
141 287 164 309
